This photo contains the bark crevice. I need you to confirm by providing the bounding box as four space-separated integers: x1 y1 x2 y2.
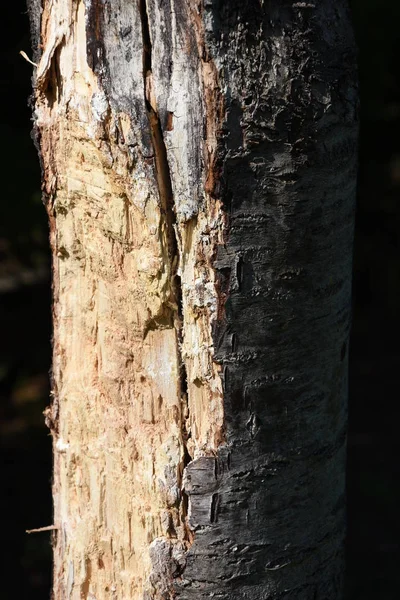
139 0 193 548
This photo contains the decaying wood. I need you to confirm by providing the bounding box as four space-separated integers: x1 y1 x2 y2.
28 0 357 598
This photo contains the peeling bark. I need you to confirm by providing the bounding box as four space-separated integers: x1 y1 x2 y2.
28 1 357 599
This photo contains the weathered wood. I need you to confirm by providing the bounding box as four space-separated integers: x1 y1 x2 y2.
28 0 357 598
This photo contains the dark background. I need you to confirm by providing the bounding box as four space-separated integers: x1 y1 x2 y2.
0 1 398 598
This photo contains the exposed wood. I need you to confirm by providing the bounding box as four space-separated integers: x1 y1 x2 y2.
28 0 358 598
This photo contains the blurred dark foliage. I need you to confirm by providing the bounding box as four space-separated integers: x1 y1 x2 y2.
0 1 399 598
0 2 52 598
347 1 400 598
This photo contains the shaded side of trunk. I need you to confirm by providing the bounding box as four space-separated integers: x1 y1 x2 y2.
28 0 357 599
179 2 358 599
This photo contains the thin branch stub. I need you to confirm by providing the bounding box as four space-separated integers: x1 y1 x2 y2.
26 525 58 534
20 51 38 67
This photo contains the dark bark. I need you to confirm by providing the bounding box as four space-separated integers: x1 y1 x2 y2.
26 0 42 63
182 3 357 598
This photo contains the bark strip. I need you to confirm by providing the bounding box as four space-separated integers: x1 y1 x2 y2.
139 0 194 552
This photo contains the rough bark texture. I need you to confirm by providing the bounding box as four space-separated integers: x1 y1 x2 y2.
28 1 357 599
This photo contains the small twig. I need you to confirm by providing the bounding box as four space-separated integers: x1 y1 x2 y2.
26 525 58 534
19 50 38 67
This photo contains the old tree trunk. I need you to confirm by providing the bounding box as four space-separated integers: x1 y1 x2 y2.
28 0 357 598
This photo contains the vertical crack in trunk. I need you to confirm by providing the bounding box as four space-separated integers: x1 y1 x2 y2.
138 0 175 257
138 0 193 546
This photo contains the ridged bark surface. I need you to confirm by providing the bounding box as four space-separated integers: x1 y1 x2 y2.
28 1 357 598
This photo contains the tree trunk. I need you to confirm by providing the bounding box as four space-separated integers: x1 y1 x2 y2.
28 0 357 598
